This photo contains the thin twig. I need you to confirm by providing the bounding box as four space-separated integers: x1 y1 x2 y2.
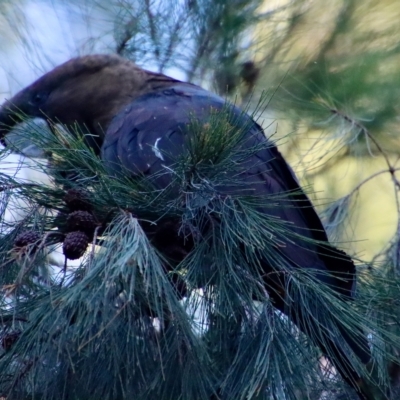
144 0 160 59
329 106 400 273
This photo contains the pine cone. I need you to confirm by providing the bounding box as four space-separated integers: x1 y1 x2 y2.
1 331 20 351
64 188 92 212
14 231 41 253
63 231 89 260
240 61 260 88
66 211 96 235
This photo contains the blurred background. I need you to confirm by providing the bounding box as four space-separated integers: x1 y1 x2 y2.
0 0 399 263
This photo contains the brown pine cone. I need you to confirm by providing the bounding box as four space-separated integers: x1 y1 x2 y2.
1 331 20 351
14 231 41 253
66 211 96 235
63 231 89 260
64 188 92 212
240 61 260 88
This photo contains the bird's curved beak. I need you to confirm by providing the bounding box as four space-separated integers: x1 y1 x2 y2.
0 87 37 146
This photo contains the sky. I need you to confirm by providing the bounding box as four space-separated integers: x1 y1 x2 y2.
1 0 113 100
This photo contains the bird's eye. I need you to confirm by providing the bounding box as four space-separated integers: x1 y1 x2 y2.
30 92 47 106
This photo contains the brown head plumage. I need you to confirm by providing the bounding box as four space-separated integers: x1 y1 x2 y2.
0 54 181 149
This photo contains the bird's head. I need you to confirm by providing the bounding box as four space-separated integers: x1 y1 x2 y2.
0 54 178 150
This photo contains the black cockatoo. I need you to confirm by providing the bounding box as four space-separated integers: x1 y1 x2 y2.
0 54 378 399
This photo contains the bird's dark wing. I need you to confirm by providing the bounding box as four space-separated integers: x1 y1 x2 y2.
102 84 356 297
